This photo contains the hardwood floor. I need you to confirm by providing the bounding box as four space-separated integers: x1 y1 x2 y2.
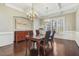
0 39 79 56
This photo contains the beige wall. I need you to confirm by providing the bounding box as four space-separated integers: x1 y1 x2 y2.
76 9 79 32
40 12 76 32
0 4 76 32
0 4 33 32
0 4 33 46
53 13 76 32
65 13 76 31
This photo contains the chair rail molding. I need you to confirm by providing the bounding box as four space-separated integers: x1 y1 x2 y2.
0 32 14 47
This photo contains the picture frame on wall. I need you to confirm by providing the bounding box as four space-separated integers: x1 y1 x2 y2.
14 16 29 30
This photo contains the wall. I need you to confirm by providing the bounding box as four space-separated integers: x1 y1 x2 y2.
40 19 45 28
0 32 14 47
40 12 76 32
76 9 79 32
65 13 76 31
33 18 40 35
58 13 76 31
33 18 40 30
75 9 79 46
0 4 32 47
0 4 26 32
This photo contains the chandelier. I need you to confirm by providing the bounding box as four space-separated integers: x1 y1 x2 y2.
26 4 38 20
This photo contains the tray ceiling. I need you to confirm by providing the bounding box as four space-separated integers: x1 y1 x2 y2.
5 3 79 18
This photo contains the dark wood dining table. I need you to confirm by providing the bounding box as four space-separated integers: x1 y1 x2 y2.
26 34 45 55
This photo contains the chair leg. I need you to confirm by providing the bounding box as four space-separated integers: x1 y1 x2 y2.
37 41 40 56
51 41 53 55
43 41 46 56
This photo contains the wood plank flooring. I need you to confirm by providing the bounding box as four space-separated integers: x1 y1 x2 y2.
0 39 79 56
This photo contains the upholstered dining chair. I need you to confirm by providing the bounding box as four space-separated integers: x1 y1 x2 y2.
36 30 40 36
26 31 36 55
50 30 56 42
29 31 33 37
44 31 51 44
49 30 56 55
40 30 51 55
40 30 56 55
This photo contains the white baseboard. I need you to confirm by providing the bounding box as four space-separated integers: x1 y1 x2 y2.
0 32 14 47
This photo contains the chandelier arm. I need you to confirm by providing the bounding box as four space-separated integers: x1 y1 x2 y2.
26 3 38 20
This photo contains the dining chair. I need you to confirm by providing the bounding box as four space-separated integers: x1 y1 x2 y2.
49 30 56 55
44 31 51 44
40 30 51 55
50 30 56 42
26 30 39 55
40 30 56 55
36 30 40 36
25 31 33 55
29 31 33 37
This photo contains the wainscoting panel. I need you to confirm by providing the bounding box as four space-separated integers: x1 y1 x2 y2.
0 32 14 47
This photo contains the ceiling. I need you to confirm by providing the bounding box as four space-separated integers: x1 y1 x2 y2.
5 3 79 18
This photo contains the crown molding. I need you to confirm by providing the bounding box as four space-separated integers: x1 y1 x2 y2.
5 4 24 12
40 4 79 19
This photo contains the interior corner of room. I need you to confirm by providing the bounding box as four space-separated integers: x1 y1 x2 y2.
0 3 79 56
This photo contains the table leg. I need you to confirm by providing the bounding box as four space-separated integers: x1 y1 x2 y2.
26 39 30 56
37 40 40 56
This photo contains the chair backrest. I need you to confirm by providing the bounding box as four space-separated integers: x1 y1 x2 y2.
45 30 51 40
36 30 40 36
29 31 33 37
51 30 56 40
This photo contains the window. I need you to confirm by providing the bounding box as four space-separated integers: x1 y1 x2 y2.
44 16 65 33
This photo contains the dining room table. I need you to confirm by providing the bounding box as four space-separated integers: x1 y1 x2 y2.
26 34 45 55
